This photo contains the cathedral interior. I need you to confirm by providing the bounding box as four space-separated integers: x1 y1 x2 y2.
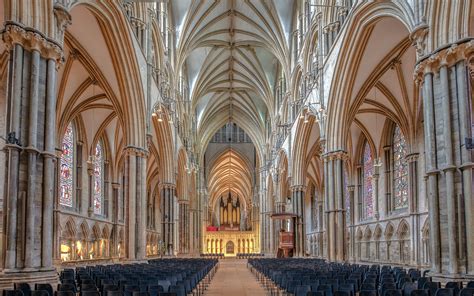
0 0 473 295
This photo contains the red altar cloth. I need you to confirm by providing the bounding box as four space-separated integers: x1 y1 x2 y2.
206 226 219 231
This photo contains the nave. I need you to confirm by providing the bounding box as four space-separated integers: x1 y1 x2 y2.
0 0 474 294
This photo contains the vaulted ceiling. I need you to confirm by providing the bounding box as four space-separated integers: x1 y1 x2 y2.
173 0 294 149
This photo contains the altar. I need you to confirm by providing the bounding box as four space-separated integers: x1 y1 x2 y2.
204 231 258 256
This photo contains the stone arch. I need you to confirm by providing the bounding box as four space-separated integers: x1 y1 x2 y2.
397 219 410 263
152 108 175 183
292 111 321 187
324 2 416 152
67 1 147 148
421 218 431 265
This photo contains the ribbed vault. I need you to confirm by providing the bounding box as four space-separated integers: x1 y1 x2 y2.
207 149 252 211
175 0 290 152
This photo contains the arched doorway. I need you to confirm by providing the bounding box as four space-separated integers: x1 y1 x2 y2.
226 241 235 255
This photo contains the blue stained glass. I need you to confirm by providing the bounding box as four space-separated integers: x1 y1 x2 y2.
393 126 408 209
363 142 374 218
94 142 103 215
60 123 74 207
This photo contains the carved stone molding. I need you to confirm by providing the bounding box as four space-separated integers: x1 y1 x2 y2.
290 185 307 193
123 145 149 158
414 40 474 77
53 3 72 47
160 183 176 191
323 150 349 161
409 24 429 59
2 22 63 62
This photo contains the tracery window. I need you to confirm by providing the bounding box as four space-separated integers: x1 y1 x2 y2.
93 141 104 215
60 123 75 207
362 141 374 219
392 126 408 209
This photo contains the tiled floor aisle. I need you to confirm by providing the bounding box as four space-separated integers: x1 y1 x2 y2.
204 259 267 296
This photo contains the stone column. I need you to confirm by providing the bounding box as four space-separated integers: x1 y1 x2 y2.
41 57 57 271
407 153 420 265
323 151 348 262
439 62 458 274
0 19 68 285
383 146 391 215
161 184 176 255
325 155 335 261
334 156 344 261
3 42 23 272
415 42 474 276
137 152 147 260
421 70 441 273
111 183 121 257
348 185 355 262
291 185 306 257
123 146 148 261
456 60 474 274
24 49 40 270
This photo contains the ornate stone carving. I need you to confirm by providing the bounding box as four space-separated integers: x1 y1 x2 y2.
409 24 429 59
415 40 474 76
290 185 306 193
124 145 149 158
2 23 63 62
54 3 72 47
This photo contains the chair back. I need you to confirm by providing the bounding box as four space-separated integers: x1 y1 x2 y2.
3 291 24 296
383 289 402 296
14 283 31 296
435 288 455 296
459 288 474 296
55 292 74 296
359 290 377 296
35 284 53 296
294 285 311 296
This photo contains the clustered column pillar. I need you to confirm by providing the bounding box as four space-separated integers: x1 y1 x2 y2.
178 200 189 254
2 22 64 279
415 41 474 276
290 185 305 257
161 184 176 255
124 147 147 261
323 151 348 262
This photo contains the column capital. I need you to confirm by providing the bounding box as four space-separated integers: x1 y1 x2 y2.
124 145 149 158
112 183 121 190
160 183 176 190
415 40 474 76
2 22 64 63
323 150 349 161
290 185 306 193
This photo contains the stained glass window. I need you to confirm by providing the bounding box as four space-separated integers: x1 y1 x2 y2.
60 123 74 207
93 141 104 215
363 142 374 219
393 126 409 209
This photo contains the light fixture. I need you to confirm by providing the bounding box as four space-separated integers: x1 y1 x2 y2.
158 113 163 122
304 112 309 124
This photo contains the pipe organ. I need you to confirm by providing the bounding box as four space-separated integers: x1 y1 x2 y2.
219 192 240 228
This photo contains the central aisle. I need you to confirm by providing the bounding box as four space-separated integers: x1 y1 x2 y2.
205 259 267 296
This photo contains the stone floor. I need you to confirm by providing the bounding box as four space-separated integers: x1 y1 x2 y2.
204 258 267 296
